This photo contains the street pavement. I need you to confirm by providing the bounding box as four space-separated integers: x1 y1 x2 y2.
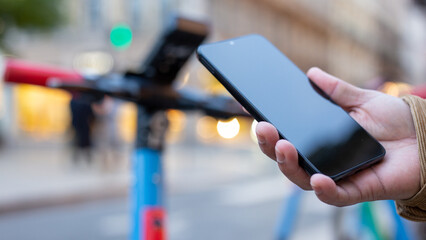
0 183 336 240
0 136 337 239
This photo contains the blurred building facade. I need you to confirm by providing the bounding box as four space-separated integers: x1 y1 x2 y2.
1 0 426 141
208 0 426 85
8 0 167 71
5 0 426 84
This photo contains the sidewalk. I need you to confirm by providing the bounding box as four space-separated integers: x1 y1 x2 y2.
0 139 130 213
0 136 277 214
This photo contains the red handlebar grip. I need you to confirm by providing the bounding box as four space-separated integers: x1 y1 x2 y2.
4 59 83 86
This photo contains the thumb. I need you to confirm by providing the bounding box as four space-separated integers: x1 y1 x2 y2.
307 67 367 108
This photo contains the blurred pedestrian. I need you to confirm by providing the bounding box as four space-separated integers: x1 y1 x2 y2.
69 94 95 166
92 96 121 172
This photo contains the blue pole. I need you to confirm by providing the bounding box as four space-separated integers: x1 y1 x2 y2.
387 200 415 240
131 106 168 240
274 187 303 240
132 148 164 240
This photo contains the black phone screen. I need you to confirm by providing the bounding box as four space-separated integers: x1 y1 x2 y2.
197 34 385 180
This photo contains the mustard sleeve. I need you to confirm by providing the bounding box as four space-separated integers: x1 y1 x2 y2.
395 95 426 221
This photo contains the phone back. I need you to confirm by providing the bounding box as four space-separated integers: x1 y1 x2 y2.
197 34 385 180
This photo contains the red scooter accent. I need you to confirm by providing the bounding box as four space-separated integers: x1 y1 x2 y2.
411 85 426 99
4 59 83 86
143 208 166 240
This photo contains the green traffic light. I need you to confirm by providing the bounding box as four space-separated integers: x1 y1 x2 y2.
110 24 132 49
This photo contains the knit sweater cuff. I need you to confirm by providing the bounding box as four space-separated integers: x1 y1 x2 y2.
395 95 426 221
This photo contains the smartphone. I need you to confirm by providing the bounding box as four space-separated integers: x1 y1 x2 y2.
197 34 385 181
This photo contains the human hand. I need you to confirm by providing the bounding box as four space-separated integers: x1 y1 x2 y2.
256 67 420 206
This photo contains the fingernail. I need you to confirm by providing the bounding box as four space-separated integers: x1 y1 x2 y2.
257 135 266 144
275 146 285 164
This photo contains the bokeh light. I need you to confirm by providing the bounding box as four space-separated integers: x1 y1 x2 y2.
379 82 412 97
110 24 133 50
14 85 71 138
73 51 114 75
166 109 186 143
117 102 137 143
166 110 186 133
250 119 258 143
196 116 217 141
217 118 240 139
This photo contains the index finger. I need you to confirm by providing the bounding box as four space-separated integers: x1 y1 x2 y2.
256 121 279 160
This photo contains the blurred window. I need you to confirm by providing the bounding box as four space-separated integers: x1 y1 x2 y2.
88 0 102 30
130 0 141 31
